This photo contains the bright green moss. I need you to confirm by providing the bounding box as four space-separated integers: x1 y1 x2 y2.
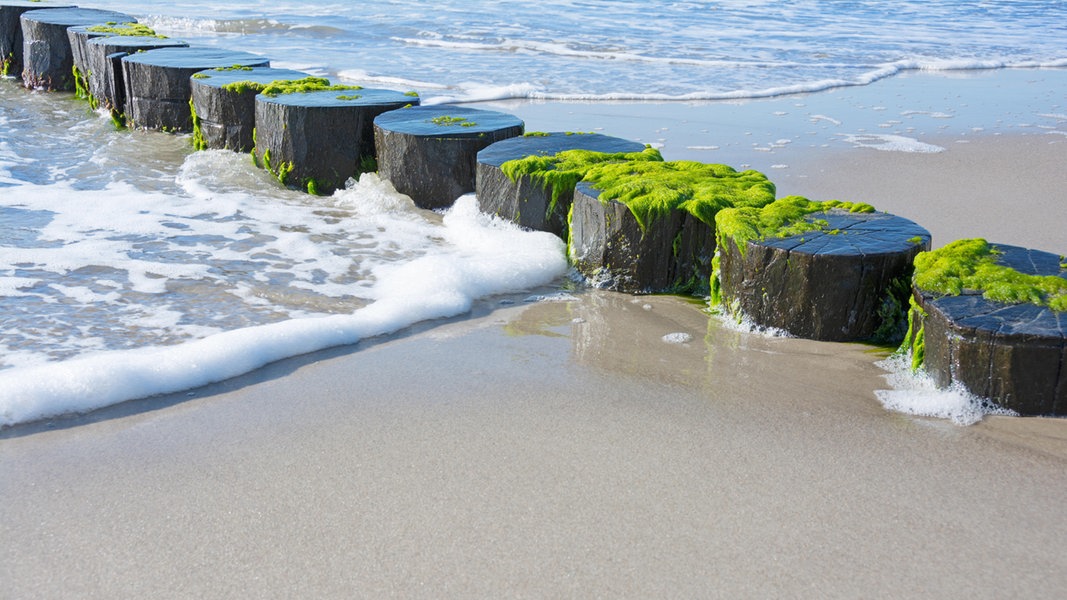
109 109 125 130
336 94 363 101
404 91 419 97
275 160 294 186
220 80 264 94
500 147 664 220
72 65 90 101
714 195 875 257
501 148 775 233
708 195 875 307
912 238 1067 311
250 127 259 167
430 115 477 127
220 76 362 96
1 53 14 77
523 131 550 137
583 160 777 232
192 73 210 79
189 97 207 151
259 77 362 97
708 251 723 306
86 22 164 38
899 294 927 371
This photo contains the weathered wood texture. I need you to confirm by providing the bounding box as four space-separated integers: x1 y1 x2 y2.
569 182 717 294
0 1 75 79
475 133 645 239
718 210 930 342
121 47 268 132
19 7 130 90
913 244 1067 416
254 88 417 195
374 105 523 209
84 35 188 114
189 67 309 151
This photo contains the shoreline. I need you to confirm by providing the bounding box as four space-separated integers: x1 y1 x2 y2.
3 68 1067 596
481 68 1066 254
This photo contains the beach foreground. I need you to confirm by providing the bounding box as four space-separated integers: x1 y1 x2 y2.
3 72 1067 597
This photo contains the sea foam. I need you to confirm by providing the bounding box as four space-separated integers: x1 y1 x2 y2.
874 353 1016 426
0 191 567 428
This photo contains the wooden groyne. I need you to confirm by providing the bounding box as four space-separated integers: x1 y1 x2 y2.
20 6 130 90
2 3 1064 417
375 105 524 209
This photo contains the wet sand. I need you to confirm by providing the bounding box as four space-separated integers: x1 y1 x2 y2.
3 71 1067 597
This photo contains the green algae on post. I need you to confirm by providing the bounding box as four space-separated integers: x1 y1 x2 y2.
219 76 362 96
714 195 876 257
189 96 206 151
583 160 777 232
430 115 477 127
500 147 664 220
86 22 164 38
259 77 362 97
912 238 1067 311
899 294 927 371
711 195 879 310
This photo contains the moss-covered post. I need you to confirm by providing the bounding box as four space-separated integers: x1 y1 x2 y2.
121 47 269 132
1 1 76 79
476 133 645 239
713 196 930 342
903 239 1066 415
86 35 188 120
189 67 310 151
254 85 416 195
569 161 777 295
19 7 131 90
374 105 523 209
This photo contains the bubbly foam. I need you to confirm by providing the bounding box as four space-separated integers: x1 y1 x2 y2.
838 133 946 153
874 353 1016 426
102 1 1067 103
0 194 567 427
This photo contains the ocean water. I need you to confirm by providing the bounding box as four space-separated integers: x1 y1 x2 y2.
2 1 1065 426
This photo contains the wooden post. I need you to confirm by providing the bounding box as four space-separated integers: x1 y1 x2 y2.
374 105 523 209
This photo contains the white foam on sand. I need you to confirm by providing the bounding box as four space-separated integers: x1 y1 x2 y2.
874 353 1017 426
0 192 568 428
838 133 946 153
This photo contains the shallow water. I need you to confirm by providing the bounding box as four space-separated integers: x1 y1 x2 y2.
2 0 1065 425
111 0 1067 101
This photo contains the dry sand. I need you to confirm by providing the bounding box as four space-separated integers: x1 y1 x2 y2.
3 71 1067 597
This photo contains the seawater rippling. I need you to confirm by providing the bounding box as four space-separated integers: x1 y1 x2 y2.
0 84 567 425
2 0 1065 426
108 0 1067 101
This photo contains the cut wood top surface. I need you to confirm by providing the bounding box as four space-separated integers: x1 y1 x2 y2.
20 7 130 26
760 210 931 256
255 87 413 108
920 244 1067 339
190 67 311 89
121 46 269 70
88 35 188 51
374 105 523 139
476 132 645 168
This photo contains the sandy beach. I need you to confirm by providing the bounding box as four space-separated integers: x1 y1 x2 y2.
3 70 1067 597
